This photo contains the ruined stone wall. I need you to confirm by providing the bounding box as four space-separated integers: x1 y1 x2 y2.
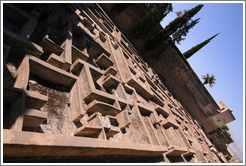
3 3 224 163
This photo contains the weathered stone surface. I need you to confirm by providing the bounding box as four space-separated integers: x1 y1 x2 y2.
2 3 236 163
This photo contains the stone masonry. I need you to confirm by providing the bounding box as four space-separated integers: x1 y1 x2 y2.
3 3 237 163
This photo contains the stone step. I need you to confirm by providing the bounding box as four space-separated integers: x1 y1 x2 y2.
85 100 121 116
23 109 47 128
95 53 114 70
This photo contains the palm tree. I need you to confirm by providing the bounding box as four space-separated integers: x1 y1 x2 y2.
202 74 216 88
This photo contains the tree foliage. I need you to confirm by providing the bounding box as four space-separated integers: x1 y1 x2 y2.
202 73 216 88
146 4 203 50
145 3 172 11
156 4 203 41
183 33 219 59
111 3 133 13
176 10 187 17
219 125 230 134
172 17 200 44
133 3 173 38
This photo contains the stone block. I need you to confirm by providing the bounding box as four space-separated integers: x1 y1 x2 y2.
104 66 117 76
74 125 102 137
40 35 64 55
106 126 120 138
23 109 47 128
72 45 89 62
155 106 169 119
85 100 121 116
28 55 77 88
47 53 70 71
25 90 48 110
95 53 114 69
102 74 120 89
116 110 131 129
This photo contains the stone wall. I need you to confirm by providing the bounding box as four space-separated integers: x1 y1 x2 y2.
2 3 233 163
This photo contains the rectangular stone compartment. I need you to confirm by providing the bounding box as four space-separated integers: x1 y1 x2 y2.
104 66 117 76
74 125 103 137
95 53 114 70
85 100 121 116
72 45 89 62
40 35 64 56
102 74 120 89
23 109 47 128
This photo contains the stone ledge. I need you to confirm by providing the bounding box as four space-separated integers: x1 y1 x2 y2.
3 129 168 157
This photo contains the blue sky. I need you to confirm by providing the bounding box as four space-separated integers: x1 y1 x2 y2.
161 3 244 161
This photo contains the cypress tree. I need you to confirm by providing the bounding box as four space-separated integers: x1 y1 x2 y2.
176 10 187 17
111 3 133 13
145 3 163 11
146 4 203 49
144 3 172 12
172 17 200 44
183 33 219 59
133 3 172 38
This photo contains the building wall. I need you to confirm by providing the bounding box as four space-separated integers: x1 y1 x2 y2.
2 3 234 163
